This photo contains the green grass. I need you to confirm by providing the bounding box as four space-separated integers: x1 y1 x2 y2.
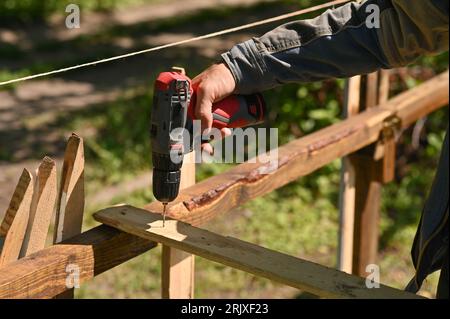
77 162 341 299
73 100 445 298
0 69 31 89
56 62 445 299
1 0 447 299
76 155 442 298
69 83 445 298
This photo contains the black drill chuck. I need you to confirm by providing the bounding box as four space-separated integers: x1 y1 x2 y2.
152 169 181 203
151 151 183 203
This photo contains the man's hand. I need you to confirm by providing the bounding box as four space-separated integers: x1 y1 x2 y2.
192 63 236 154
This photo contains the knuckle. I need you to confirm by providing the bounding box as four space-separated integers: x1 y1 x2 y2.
195 107 205 117
198 110 211 120
198 82 211 94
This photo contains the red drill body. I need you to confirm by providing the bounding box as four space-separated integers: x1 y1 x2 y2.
154 70 265 131
150 69 266 218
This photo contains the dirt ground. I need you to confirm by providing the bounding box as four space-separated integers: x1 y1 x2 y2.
0 0 283 214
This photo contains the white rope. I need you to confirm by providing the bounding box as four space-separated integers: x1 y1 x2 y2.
0 0 350 87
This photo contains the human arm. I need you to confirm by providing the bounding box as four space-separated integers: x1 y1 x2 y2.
193 0 449 131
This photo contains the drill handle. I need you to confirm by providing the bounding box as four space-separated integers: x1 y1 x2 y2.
189 93 266 130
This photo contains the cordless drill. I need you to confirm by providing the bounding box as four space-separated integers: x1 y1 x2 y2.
150 67 266 225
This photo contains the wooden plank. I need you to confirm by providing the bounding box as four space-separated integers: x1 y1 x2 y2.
143 71 448 227
94 205 422 299
20 157 57 257
162 246 195 298
379 133 396 183
0 71 446 299
54 133 85 244
161 151 196 299
351 150 381 276
351 72 383 276
0 225 156 298
377 70 396 183
343 76 362 117
338 75 361 274
0 169 33 267
161 63 195 298
378 69 390 103
53 133 85 298
396 70 448 128
364 72 379 108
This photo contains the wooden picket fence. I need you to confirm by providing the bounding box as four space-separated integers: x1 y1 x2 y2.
0 70 448 299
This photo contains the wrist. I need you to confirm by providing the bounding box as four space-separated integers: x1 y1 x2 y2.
218 62 236 94
219 55 239 93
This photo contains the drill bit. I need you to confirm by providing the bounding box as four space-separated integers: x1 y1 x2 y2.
162 202 168 227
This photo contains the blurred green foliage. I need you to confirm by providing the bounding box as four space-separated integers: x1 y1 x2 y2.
0 0 152 22
52 88 151 185
0 0 447 298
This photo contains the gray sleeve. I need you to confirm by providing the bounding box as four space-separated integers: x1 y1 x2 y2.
221 0 448 94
